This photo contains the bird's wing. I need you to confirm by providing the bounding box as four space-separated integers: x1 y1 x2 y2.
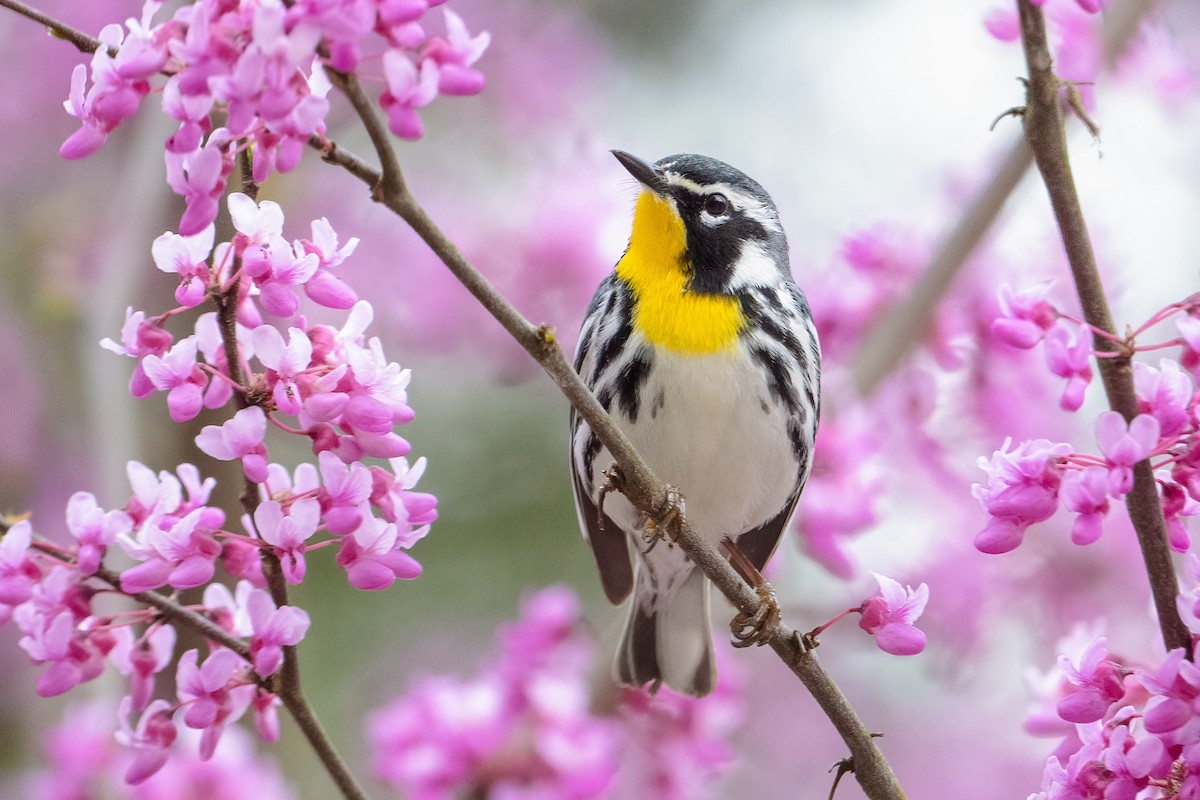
570 272 634 605
570 455 634 604
734 488 802 576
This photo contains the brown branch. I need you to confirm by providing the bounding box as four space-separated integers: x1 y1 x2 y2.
851 0 1161 397
1016 0 1190 657
0 0 107 55
316 72 906 800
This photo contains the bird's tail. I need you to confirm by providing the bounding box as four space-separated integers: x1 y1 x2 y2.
614 566 715 697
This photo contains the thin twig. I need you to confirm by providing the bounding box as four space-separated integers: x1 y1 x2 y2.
851 0 1161 397
317 69 907 800
1016 0 1190 657
0 0 106 54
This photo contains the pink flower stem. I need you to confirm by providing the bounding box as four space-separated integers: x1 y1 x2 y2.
200 364 248 391
1133 339 1185 354
1017 0 1190 657
1130 305 1182 338
1056 311 1126 344
267 414 307 436
808 607 863 639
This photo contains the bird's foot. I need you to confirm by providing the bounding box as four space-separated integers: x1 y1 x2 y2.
595 463 627 531
642 485 685 553
730 581 781 649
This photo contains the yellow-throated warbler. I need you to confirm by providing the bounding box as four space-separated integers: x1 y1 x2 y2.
570 150 821 697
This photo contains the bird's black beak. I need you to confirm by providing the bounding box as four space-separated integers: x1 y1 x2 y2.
611 150 667 195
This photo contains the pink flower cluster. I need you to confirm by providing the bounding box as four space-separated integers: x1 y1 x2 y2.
27 701 295 800
992 283 1095 411
2 493 309 784
976 293 1200 554
103 194 437 593
1026 576 1200 800
367 586 744 800
62 0 488 234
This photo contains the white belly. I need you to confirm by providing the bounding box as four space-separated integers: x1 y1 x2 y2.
600 341 801 544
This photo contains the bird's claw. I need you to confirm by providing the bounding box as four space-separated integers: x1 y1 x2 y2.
730 582 781 648
595 463 627 531
642 485 685 553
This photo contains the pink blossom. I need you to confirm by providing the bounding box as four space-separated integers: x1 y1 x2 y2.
0 520 40 606
1134 359 1193 439
116 697 178 785
317 451 372 535
1096 411 1161 497
1043 323 1093 411
165 132 232 236
253 688 283 742
297 217 359 309
857 572 929 656
245 588 310 677
253 498 320 584
110 624 177 711
336 515 422 590
152 225 215 308
202 580 254 638
380 50 439 140
195 406 270 484
65 491 133 574
1177 315 1200 379
992 282 1059 349
1159 469 1198 553
369 455 437 537
423 9 490 96
229 192 285 251
1055 637 1127 723
176 648 253 760
1137 648 1200 734
1059 467 1110 546
973 438 1072 554
984 7 1020 42
15 608 109 697
251 325 314 415
117 507 222 594
140 336 208 422
100 308 174 399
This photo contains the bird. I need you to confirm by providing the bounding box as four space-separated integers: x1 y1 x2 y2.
570 150 821 697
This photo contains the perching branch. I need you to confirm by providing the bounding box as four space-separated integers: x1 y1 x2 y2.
1015 0 1191 657
851 0 1161 397
317 68 907 800
0 0 106 55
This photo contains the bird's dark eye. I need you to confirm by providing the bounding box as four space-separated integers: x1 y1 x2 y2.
703 193 730 217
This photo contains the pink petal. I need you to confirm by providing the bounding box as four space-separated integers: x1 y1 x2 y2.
975 518 1026 554
874 622 926 656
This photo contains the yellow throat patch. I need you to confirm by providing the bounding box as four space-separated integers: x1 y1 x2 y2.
616 190 744 354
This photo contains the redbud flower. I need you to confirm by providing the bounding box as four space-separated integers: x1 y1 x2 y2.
858 572 929 656
251 325 313 415
175 648 253 760
252 498 319 585
1059 467 1110 546
246 587 310 677
1158 469 1198 553
1096 411 1161 497
1043 323 1093 412
974 438 1072 554
195 406 270 484
116 697 178 785
317 451 372 535
65 491 133 575
140 336 207 422
165 131 233 237
153 225 215 308
1178 315 1200 378
992 282 1059 349
16 608 108 697
100 308 174 398
0 520 40 606
336 515 422 590
117 507 222 594
380 50 439 140
110 624 177 712
1136 648 1200 734
1056 637 1127 723
424 9 490 96
1134 359 1193 438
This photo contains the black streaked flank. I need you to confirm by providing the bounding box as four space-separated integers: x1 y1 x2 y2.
749 344 799 413
614 352 653 423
